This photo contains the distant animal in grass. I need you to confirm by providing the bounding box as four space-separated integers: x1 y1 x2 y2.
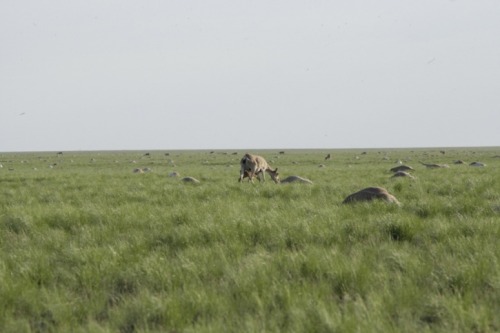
454 160 465 165
239 153 280 183
469 162 486 167
280 175 313 184
133 167 152 173
390 165 414 173
168 171 180 177
391 171 415 179
181 176 200 183
324 153 331 161
342 187 400 205
419 161 449 169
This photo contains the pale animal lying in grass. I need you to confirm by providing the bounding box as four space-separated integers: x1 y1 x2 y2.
133 167 152 173
239 153 280 183
391 171 415 179
280 175 313 184
420 161 449 169
390 165 414 173
342 187 400 205
181 176 200 183
241 172 312 185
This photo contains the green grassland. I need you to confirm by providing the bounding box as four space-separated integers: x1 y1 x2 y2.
1 148 499 332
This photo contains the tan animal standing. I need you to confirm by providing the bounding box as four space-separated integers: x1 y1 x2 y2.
239 153 280 183
240 169 262 182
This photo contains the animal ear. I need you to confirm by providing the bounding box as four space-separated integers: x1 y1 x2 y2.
274 168 278 172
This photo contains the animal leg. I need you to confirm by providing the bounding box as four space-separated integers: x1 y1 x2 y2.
239 166 247 182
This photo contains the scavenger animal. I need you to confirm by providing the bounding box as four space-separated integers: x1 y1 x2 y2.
239 169 262 182
342 187 400 205
239 153 280 183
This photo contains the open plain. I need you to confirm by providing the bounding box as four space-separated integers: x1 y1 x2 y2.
1 148 499 332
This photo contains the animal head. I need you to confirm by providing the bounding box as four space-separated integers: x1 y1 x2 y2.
269 168 280 183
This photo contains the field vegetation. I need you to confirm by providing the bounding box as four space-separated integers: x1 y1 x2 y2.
1 148 499 332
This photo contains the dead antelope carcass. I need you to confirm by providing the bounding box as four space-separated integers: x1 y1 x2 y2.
391 171 415 179
133 167 152 173
280 176 313 184
342 187 400 205
469 162 486 167
419 161 449 169
239 153 280 183
181 176 200 183
390 165 414 173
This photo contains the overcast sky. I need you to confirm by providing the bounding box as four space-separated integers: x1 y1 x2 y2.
1 0 499 152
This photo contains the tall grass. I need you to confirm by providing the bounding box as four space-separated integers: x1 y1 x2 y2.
0 148 499 332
